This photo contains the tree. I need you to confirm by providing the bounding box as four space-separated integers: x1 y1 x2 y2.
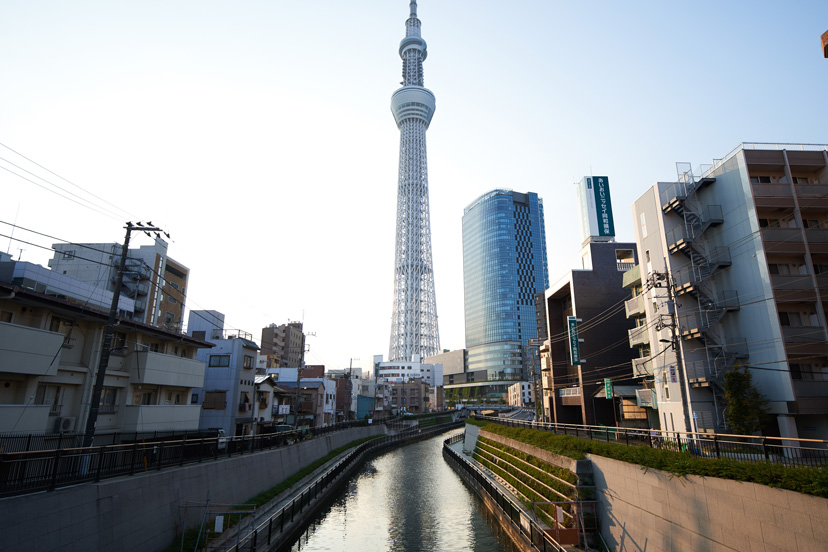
723 365 770 435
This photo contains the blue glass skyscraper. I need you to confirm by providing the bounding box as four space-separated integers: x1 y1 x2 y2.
462 190 549 399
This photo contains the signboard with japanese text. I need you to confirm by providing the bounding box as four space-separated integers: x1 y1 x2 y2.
604 378 613 399
567 316 581 366
576 176 615 241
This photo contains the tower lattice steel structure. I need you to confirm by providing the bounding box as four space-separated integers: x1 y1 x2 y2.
388 0 440 362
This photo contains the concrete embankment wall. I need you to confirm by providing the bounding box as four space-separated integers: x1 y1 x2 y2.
590 454 828 552
474 427 828 551
0 425 386 552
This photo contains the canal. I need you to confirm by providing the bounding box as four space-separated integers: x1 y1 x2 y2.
289 429 520 552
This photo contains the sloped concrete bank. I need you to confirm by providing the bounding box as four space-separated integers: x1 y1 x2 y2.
0 425 387 552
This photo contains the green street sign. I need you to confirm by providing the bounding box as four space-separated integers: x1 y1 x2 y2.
604 378 613 399
567 316 580 366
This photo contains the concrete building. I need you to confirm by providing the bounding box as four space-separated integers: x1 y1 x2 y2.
48 238 188 330
507 381 534 407
390 378 430 414
0 271 210 436
187 310 260 437
373 354 443 387
260 321 305 368
540 241 639 426
461 190 549 402
630 143 828 440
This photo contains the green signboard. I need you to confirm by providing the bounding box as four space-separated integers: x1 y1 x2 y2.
588 176 614 237
567 316 580 366
604 377 613 399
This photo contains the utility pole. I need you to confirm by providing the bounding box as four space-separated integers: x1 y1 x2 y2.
82 222 167 448
651 270 693 433
293 327 315 429
347 357 359 421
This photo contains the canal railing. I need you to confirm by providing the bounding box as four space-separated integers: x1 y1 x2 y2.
0 420 375 498
442 435 570 552
225 420 463 552
475 415 828 467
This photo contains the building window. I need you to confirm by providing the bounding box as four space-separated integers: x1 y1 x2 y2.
168 296 177 304
750 176 772 184
243 356 254 369
62 250 75 259
209 355 231 367
101 387 119 412
170 282 180 290
191 393 199 404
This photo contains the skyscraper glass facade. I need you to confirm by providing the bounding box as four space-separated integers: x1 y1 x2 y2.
463 190 549 387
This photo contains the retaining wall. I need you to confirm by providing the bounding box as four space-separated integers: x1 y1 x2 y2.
591 453 828 552
0 425 386 552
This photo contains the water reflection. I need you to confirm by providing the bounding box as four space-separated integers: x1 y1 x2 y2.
290 430 519 552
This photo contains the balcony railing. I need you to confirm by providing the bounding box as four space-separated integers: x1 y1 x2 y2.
0 322 64 376
632 357 653 377
628 325 649 347
625 295 645 318
126 351 205 388
635 388 657 409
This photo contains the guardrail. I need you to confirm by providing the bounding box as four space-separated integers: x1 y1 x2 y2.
442 436 568 552
476 416 828 467
226 421 463 551
0 420 373 497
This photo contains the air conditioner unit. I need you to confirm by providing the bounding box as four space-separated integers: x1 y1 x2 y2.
56 417 76 433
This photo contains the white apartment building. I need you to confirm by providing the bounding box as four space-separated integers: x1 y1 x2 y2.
507 381 534 407
0 269 210 437
629 143 828 441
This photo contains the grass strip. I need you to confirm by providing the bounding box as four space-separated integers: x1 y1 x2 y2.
162 435 381 552
470 421 828 498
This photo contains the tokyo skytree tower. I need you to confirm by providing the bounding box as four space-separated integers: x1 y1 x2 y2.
388 0 440 362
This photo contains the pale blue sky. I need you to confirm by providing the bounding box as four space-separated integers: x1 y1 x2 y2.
1 1 826 372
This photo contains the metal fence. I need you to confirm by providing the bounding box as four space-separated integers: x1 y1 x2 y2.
442 435 570 552
477 416 828 468
0 420 371 498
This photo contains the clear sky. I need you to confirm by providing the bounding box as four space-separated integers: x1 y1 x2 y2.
2 1 827 374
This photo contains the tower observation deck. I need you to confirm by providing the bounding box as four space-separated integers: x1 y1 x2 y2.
388 0 440 362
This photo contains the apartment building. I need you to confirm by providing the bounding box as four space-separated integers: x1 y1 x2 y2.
630 143 828 440
0 270 211 436
49 238 189 330
187 310 260 437
507 381 534 407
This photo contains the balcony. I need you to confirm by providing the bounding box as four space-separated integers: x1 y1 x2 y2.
632 357 653 377
761 228 805 254
121 404 201 432
558 387 581 406
628 325 650 347
0 322 64 376
772 274 817 302
635 389 657 409
126 351 205 388
0 405 51 433
781 327 828 356
625 295 646 318
793 381 828 415
805 228 828 254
